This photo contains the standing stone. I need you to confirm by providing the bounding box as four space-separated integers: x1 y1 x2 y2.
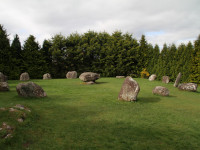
178 83 198 92
152 86 169 96
20 72 30 81
79 72 100 82
149 74 157 81
118 76 140 101
16 82 47 98
116 76 125 78
0 82 9 91
43 73 51 80
174 72 182 87
162 76 170 83
0 72 7 82
66 71 77 79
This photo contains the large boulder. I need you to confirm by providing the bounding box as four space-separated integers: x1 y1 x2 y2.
178 83 198 92
149 74 156 81
16 82 47 98
0 82 9 91
66 71 77 79
162 76 170 84
79 72 100 82
174 72 182 87
118 76 140 101
43 73 51 80
152 86 169 96
20 72 30 81
0 72 7 82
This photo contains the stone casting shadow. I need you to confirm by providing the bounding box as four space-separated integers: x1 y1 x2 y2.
138 97 161 103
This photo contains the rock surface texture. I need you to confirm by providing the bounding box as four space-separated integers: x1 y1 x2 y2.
43 73 51 79
20 72 30 81
152 86 169 96
66 71 77 79
118 76 140 101
162 76 170 83
0 72 7 82
16 82 47 98
174 72 182 87
79 72 100 82
149 74 157 81
0 82 9 91
178 83 198 92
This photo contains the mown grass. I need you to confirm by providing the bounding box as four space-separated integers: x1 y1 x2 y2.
0 78 200 150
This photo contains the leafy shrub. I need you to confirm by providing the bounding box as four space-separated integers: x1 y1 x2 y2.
140 68 150 78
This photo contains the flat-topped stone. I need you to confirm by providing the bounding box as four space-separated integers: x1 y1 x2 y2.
79 72 100 82
178 83 198 92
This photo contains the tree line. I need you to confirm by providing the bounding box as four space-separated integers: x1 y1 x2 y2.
0 24 199 83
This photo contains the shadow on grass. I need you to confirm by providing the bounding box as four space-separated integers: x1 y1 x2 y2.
95 82 108 84
138 97 161 103
168 95 177 98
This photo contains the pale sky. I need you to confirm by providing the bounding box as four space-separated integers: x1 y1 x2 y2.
0 0 199 48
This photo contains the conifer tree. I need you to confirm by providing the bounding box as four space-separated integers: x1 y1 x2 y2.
0 25 10 76
41 40 52 73
151 44 160 74
156 44 168 79
49 34 67 78
182 42 193 82
168 44 177 81
190 35 200 83
10 34 22 79
146 44 154 74
22 35 47 79
138 35 148 72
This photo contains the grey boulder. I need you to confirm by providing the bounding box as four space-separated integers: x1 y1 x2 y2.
43 73 51 80
16 82 47 98
0 72 7 82
20 72 30 81
66 71 77 79
79 72 100 82
149 74 157 81
178 83 198 92
118 76 140 101
153 86 169 96
162 76 170 84
0 82 9 91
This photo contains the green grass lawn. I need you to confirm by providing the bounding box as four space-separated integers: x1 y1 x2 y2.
0 78 200 150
